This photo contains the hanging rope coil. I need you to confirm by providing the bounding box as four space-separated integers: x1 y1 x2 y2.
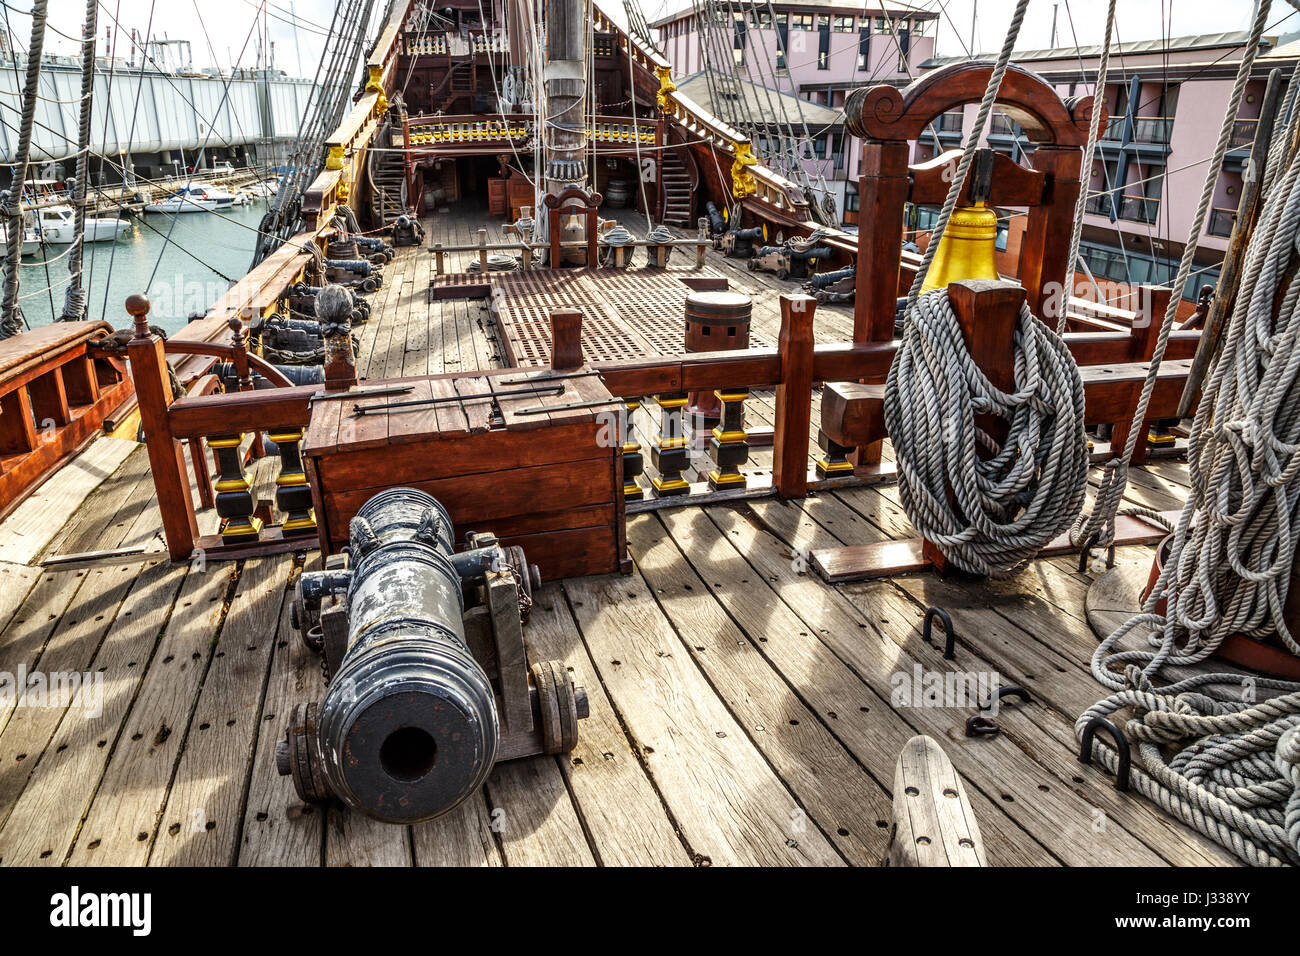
884 290 1090 577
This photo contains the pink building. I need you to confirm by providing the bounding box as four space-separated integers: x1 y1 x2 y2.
653 1 938 223
919 31 1300 302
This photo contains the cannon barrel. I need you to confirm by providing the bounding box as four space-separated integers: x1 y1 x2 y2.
788 245 831 262
735 225 764 241
807 265 856 289
306 488 499 823
705 201 727 234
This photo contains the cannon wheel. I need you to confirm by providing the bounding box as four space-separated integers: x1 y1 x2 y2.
776 267 789 281
746 259 758 271
532 660 580 754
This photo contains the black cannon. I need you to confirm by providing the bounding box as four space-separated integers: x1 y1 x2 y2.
716 224 764 259
391 214 425 247
278 487 588 823
704 201 727 236
747 232 832 281
805 264 856 304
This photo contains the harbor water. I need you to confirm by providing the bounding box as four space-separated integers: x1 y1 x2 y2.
15 199 272 337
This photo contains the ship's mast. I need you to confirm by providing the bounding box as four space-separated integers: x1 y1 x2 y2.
541 0 590 255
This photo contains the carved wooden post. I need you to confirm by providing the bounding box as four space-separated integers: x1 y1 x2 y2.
228 317 264 458
773 293 816 498
650 393 689 496
707 389 748 489
550 308 583 371
125 294 198 561
622 397 645 502
268 425 316 535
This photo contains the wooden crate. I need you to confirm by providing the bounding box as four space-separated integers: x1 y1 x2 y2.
303 373 627 580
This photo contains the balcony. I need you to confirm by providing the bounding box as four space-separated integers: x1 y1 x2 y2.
1118 194 1160 224
1229 117 1258 150
1207 206 1238 237
1101 114 1172 145
937 112 964 133
1130 116 1172 145
1084 193 1114 217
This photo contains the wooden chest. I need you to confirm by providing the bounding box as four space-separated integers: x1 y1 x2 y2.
303 373 627 580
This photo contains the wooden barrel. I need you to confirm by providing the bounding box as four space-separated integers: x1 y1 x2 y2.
603 179 632 208
684 291 752 419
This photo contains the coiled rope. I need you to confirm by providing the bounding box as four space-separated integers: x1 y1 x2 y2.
883 0 1089 575
1080 6 1300 864
885 290 1089 576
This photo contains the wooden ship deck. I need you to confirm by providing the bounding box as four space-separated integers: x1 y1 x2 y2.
0 208 1237 867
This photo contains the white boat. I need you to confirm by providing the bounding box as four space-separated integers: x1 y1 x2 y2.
0 222 43 257
244 180 279 199
145 189 219 214
36 205 130 244
190 185 239 208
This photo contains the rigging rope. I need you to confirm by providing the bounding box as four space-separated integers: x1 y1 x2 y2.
1078 0 1300 867
0 0 48 339
1059 0 1116 333
1071 0 1272 549
901 0 1029 314
57 0 98 321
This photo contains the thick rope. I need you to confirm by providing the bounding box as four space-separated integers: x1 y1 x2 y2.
1071 0 1272 548
1059 0 1116 333
884 290 1089 576
58 0 98 321
0 0 49 339
1081 31 1300 864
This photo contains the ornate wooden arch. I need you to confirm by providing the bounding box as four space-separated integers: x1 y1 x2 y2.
848 61 1107 340
543 186 603 268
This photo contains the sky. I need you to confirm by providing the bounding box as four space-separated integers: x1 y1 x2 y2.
0 0 340 77
0 0 1289 79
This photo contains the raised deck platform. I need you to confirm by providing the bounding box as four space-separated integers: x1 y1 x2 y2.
0 206 1239 867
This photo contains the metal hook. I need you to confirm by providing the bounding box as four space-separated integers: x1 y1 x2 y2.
1078 716 1131 792
923 606 956 660
1078 533 1100 573
979 684 1033 713
965 715 1000 737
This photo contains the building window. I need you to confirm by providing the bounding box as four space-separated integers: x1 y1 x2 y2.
845 184 860 212
817 22 830 69
754 10 771 27
834 15 854 32
776 19 788 69
813 136 826 159
857 27 871 71
791 14 814 30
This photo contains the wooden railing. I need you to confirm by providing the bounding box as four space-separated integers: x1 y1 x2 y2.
0 322 134 520
406 113 659 148
122 268 1203 564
